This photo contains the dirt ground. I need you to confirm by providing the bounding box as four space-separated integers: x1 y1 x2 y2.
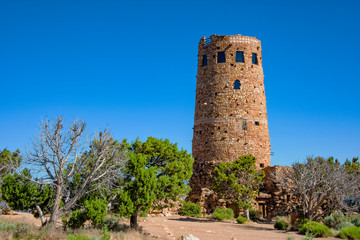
0 213 339 240
138 216 337 240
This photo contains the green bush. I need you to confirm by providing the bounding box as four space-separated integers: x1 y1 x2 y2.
296 218 309 230
299 221 332 238
338 226 360 240
100 225 110 240
236 216 247 224
67 210 87 229
324 210 352 230
249 209 262 221
213 208 234 221
66 234 92 240
350 216 360 227
274 220 289 230
338 221 355 230
85 198 107 227
179 201 202 218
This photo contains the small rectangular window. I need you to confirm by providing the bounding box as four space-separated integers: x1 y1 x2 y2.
255 121 260 126
217 51 226 63
202 55 208 66
252 53 258 65
260 163 264 168
235 51 244 63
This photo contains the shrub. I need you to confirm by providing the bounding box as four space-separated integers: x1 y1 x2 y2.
296 218 309 230
274 220 289 230
66 234 92 240
324 210 351 230
299 221 332 238
213 208 234 221
324 215 336 228
100 225 110 240
179 201 202 218
85 198 107 227
338 226 360 239
304 231 316 240
236 216 247 224
249 209 262 221
0 222 16 231
67 209 87 229
350 216 360 227
12 223 32 239
338 221 355 230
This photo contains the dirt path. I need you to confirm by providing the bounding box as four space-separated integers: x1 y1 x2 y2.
139 216 337 240
1 213 339 240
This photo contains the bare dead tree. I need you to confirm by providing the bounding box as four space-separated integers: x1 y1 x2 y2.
25 116 128 226
277 157 360 221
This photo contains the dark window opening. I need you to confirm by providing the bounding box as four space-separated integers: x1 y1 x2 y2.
234 80 241 90
199 130 202 134
255 121 260 126
260 163 264 168
235 51 244 63
202 55 208 66
252 53 258 64
224 131 227 133
217 51 226 63
218 127 220 130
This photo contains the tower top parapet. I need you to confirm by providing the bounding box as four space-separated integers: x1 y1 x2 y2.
200 34 260 47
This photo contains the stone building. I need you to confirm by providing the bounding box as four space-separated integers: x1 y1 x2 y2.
188 34 272 215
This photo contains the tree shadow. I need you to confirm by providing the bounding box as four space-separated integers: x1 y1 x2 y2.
167 217 216 223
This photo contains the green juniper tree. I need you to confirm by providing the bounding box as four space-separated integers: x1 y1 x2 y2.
116 137 193 228
1 169 54 225
212 155 264 220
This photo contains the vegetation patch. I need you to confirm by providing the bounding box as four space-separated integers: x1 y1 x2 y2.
179 201 202 218
338 226 360 240
324 210 354 230
213 208 234 221
299 221 332 238
274 220 289 230
236 216 247 224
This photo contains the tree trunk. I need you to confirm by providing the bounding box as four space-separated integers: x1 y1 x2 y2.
34 203 45 226
130 214 138 229
49 186 62 226
245 208 250 220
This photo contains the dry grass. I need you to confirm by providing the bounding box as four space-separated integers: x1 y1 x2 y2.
0 215 159 240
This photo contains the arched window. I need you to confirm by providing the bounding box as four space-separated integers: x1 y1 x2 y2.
234 80 241 90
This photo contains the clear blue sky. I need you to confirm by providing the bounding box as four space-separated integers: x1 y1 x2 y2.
1 0 359 166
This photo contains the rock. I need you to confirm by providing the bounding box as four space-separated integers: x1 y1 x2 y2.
178 234 200 240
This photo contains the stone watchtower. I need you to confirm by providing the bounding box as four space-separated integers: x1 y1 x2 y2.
188 34 271 210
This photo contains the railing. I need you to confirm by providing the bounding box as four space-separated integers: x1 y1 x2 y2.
204 37 211 45
230 36 259 43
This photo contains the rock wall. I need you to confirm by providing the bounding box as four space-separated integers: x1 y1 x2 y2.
255 165 295 219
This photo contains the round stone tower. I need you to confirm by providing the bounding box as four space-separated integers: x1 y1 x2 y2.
189 34 271 209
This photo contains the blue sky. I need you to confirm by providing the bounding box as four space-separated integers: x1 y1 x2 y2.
0 0 359 166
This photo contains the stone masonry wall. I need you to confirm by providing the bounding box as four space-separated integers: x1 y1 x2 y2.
188 34 271 211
